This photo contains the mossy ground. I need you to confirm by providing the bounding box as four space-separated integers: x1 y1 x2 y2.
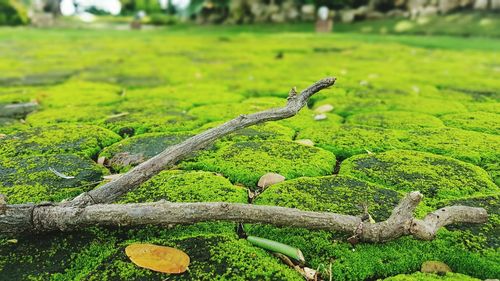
0 25 498 280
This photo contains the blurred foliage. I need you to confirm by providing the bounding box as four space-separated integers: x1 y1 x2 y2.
0 0 28 25
147 12 178 25
120 0 164 14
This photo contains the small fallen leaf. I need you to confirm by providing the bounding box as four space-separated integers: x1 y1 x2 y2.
125 243 190 274
295 139 315 147
257 173 285 189
7 239 18 244
0 134 6 139
314 104 334 114
49 167 75 179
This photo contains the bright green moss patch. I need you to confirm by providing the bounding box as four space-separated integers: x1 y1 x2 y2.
188 97 285 122
255 175 401 220
277 109 344 133
120 170 247 203
181 140 336 188
438 194 499 250
100 110 205 136
99 132 192 172
299 125 407 159
404 127 500 169
346 111 444 130
382 272 481 281
318 95 467 117
0 154 107 204
247 175 499 280
197 121 295 142
440 111 500 135
340 150 498 208
0 125 121 158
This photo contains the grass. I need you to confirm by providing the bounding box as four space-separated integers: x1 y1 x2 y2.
0 21 498 280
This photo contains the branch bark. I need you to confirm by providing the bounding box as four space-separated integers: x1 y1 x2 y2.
65 77 336 207
0 192 488 242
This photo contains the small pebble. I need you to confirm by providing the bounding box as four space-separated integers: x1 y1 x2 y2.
314 114 327 121
314 104 334 114
257 173 285 189
295 139 315 147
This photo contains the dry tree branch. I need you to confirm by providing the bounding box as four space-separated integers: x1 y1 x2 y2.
0 192 488 242
66 77 336 207
0 78 488 243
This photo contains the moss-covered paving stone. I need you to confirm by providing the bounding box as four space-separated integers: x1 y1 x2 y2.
99 133 192 173
346 111 444 130
196 121 295 142
439 111 500 135
0 125 121 158
188 97 285 122
119 170 248 204
0 154 107 204
100 110 206 137
403 127 500 182
181 140 336 188
438 194 499 250
277 108 344 133
317 95 468 117
340 150 498 208
382 272 482 281
298 124 407 160
254 175 401 220
247 175 499 280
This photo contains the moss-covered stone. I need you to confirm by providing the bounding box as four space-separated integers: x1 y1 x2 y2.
188 97 285 122
438 195 499 250
0 125 121 158
181 140 336 187
254 175 401 220
403 127 500 173
247 175 499 280
101 110 205 136
382 272 481 281
298 124 407 159
277 109 344 133
120 170 248 204
0 154 107 204
99 133 192 172
346 111 444 130
440 111 500 135
340 150 498 208
197 121 295 142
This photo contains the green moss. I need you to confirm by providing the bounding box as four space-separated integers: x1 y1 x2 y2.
346 111 444 130
403 127 500 170
120 170 248 203
440 111 500 135
298 125 407 159
255 175 401 220
438 194 499 250
247 175 499 280
188 97 285 122
99 132 192 172
197 121 295 142
382 272 481 281
340 150 498 208
277 109 344 133
0 125 121 158
0 154 107 204
100 110 206 136
181 140 336 188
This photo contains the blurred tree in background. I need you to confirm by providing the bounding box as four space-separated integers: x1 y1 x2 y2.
0 0 28 25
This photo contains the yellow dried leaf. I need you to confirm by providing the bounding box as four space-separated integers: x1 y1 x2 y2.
125 243 190 274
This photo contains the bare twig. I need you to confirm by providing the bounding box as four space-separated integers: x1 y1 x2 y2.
66 77 336 207
0 192 488 242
